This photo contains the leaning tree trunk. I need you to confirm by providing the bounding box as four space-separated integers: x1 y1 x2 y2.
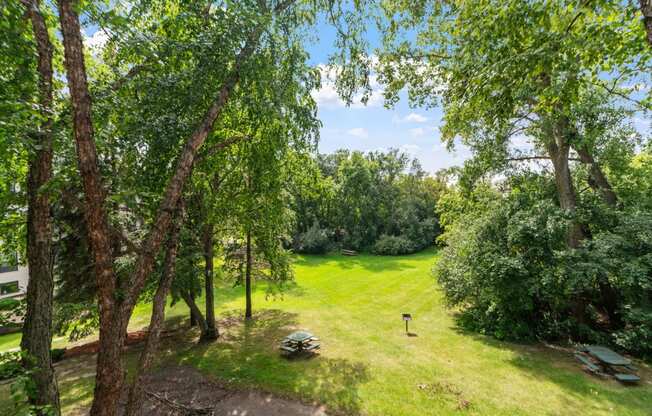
20 1 60 413
125 202 183 416
245 230 253 319
202 223 218 340
574 146 618 207
181 291 209 336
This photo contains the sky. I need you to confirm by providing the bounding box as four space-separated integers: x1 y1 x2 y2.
303 19 470 174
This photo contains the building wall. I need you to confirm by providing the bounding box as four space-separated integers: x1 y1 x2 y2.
0 266 29 300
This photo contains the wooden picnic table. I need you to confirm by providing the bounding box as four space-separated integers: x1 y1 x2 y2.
576 345 640 384
280 331 320 356
582 345 631 366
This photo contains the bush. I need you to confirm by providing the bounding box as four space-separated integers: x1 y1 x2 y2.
435 193 652 356
0 298 20 311
0 351 22 381
294 222 331 254
372 235 416 255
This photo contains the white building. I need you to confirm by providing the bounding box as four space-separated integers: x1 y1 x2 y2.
0 263 29 300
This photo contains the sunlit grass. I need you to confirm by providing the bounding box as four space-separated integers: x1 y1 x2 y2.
1 249 650 415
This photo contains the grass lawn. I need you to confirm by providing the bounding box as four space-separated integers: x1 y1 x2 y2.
1 248 651 415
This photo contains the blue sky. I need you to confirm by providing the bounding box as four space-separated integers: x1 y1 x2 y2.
303 19 469 174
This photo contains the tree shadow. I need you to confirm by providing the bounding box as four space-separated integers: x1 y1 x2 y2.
292 253 419 273
451 323 652 415
165 308 370 415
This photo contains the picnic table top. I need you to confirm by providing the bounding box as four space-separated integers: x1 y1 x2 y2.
284 331 315 343
583 345 631 366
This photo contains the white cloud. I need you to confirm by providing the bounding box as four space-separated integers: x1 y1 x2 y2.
346 127 369 139
311 64 385 109
399 144 420 156
84 30 110 52
404 113 428 123
409 127 425 137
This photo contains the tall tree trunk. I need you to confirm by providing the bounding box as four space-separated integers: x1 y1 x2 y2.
57 4 125 414
125 202 183 416
245 230 253 319
202 224 218 340
20 1 59 413
545 140 585 248
640 1 652 47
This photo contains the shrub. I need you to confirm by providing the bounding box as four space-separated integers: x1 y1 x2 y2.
294 222 331 254
372 235 416 255
435 194 652 356
0 298 20 311
0 351 22 381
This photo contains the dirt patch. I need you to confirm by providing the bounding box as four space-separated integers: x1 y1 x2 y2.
63 330 178 359
120 365 327 416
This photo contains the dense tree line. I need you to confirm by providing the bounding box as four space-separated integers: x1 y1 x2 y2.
291 149 445 254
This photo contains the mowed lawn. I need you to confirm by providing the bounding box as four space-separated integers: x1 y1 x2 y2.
1 249 651 415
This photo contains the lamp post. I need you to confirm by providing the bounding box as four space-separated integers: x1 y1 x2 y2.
402 313 412 334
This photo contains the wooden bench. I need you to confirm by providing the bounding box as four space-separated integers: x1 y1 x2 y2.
614 373 640 383
342 249 358 256
574 353 601 373
280 345 297 353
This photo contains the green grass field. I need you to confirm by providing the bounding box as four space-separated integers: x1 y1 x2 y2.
1 249 651 415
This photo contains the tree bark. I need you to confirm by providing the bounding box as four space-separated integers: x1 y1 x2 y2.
245 230 253 319
180 291 208 335
574 146 618 207
202 224 218 340
545 143 585 248
640 0 652 47
57 4 126 415
20 1 60 413
125 202 183 416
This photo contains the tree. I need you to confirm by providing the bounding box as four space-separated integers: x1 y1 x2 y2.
19 1 60 413
290 149 443 253
56 1 305 413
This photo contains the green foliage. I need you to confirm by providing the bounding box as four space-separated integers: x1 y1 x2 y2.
53 303 99 342
435 183 652 355
292 149 444 252
372 235 416 255
0 351 22 381
294 222 331 254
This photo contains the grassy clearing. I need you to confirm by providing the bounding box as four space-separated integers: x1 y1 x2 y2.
1 249 651 415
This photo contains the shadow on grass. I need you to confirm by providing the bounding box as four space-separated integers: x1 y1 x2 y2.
452 323 652 415
292 253 421 274
167 309 370 415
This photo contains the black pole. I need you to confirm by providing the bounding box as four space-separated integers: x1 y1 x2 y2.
405 320 408 334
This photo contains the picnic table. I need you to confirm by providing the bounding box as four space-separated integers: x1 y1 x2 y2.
575 345 640 383
280 331 320 356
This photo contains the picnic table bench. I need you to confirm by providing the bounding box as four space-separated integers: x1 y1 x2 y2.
575 345 640 384
341 249 358 256
280 331 320 357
